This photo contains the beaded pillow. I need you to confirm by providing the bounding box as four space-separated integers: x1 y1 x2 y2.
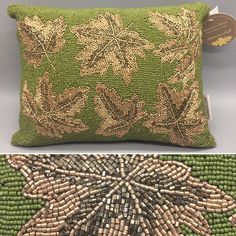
8 3 216 147
1 154 236 236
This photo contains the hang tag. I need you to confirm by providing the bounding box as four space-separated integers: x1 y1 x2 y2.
204 95 212 120
203 7 236 47
209 6 219 16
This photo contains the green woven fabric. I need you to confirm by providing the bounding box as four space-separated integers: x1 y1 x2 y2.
1 154 236 236
8 3 216 148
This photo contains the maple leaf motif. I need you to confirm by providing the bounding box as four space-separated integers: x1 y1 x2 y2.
149 8 201 85
143 84 207 146
94 83 146 137
7 154 236 236
18 16 67 70
70 13 154 84
22 72 89 138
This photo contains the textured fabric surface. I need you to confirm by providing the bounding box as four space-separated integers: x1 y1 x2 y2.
0 154 236 236
8 3 216 148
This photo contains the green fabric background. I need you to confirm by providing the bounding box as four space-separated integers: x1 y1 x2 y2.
0 154 235 236
8 3 216 147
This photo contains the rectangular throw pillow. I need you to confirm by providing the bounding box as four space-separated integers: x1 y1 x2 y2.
1 154 236 236
8 3 216 147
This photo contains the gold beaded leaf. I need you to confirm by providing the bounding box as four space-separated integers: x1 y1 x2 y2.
94 83 146 137
149 8 201 86
70 13 154 84
7 154 236 236
18 16 67 70
22 72 90 138
144 84 207 147
229 214 236 227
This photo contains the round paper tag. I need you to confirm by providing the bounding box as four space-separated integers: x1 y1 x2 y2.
203 13 236 47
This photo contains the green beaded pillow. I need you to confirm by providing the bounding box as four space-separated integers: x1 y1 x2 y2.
8 3 216 148
1 154 236 236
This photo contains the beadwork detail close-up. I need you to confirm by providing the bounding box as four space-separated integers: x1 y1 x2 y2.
1 154 235 236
